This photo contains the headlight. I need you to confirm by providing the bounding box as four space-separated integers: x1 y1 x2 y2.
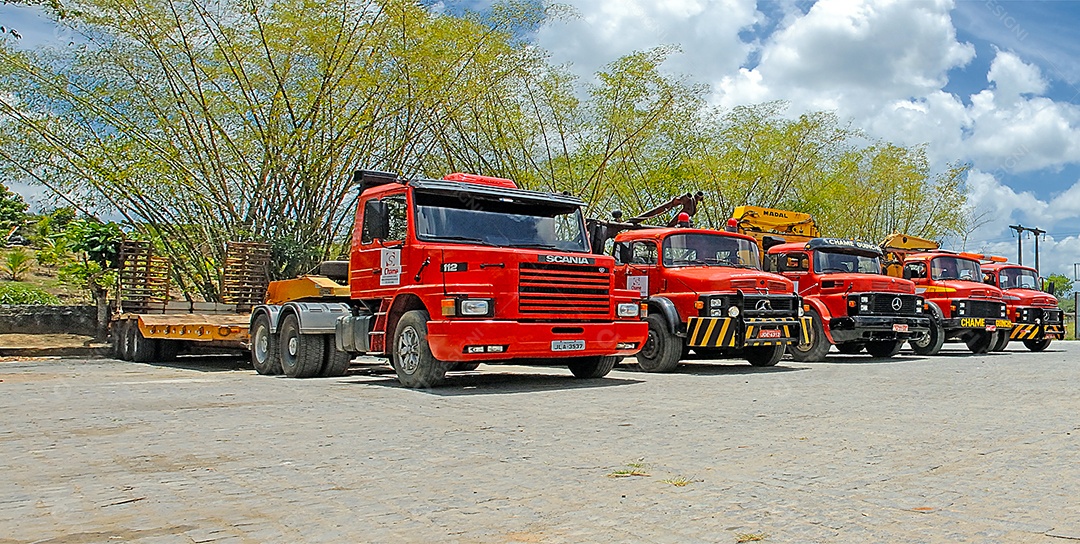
915 298 924 313
859 295 870 304
710 298 724 308
798 305 805 317
617 303 639 317
728 306 740 318
460 299 491 316
710 308 724 317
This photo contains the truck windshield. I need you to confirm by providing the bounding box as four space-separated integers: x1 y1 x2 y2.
662 233 760 268
414 191 589 252
930 256 981 281
998 267 1039 290
814 250 882 275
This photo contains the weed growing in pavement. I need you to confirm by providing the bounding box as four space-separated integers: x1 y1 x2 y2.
736 532 768 543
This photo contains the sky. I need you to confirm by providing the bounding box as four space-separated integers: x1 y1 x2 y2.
5 0 1080 279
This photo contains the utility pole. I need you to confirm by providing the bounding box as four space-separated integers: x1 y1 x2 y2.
1009 224 1024 265
1009 224 1045 270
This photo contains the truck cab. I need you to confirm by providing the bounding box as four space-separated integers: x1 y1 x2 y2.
250 171 648 387
981 262 1064 351
605 226 811 371
765 238 930 360
896 251 1012 354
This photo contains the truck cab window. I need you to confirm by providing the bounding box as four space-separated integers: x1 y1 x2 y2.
386 196 407 242
630 242 658 265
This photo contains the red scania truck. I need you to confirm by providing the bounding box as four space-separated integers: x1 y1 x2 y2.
980 261 1065 351
249 170 649 387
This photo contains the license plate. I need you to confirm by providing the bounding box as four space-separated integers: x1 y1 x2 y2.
758 329 782 339
892 324 909 333
551 340 585 352
985 325 997 332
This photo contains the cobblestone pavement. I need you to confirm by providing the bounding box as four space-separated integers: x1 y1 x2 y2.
1 342 1079 543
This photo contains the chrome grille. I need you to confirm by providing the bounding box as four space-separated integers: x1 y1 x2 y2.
518 262 611 316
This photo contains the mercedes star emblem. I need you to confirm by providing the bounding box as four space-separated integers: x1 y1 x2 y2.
755 299 772 311
891 297 903 311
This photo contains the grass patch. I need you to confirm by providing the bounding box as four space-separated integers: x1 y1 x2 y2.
736 532 768 543
607 461 650 478
660 476 698 487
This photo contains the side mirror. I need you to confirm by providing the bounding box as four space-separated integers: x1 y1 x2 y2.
615 242 632 265
1045 279 1056 295
902 268 912 280
362 199 389 243
761 236 785 251
762 257 773 273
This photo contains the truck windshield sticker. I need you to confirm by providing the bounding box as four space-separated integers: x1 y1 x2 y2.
381 248 401 286
538 254 595 265
627 275 648 295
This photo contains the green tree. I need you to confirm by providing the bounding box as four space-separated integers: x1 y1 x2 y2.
1045 273 1074 299
0 182 28 233
63 219 123 338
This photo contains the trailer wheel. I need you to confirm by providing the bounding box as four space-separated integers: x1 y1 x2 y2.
865 340 903 358
836 343 864 354
567 356 618 379
115 320 135 361
393 310 448 388
788 310 829 362
991 330 1010 352
745 344 784 367
110 321 126 360
965 330 994 354
157 340 180 361
278 314 324 378
910 319 944 355
635 314 682 372
250 314 282 375
1023 338 1051 352
320 336 353 377
127 322 158 362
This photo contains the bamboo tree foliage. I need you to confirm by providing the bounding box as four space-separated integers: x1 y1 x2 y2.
0 1 972 299
0 0 554 297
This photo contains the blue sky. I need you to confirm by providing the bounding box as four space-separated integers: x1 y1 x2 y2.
6 0 1080 276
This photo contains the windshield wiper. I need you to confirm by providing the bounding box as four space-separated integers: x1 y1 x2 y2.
424 235 497 246
510 242 587 253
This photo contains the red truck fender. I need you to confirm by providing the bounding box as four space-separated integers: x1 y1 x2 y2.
802 298 836 345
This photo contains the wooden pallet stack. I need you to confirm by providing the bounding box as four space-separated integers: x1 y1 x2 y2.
221 242 271 312
118 240 171 314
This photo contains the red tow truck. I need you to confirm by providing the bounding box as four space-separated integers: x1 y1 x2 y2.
764 238 931 360
249 170 649 387
881 234 1012 355
980 261 1065 351
588 196 811 371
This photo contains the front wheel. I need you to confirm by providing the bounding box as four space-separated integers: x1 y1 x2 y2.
746 344 784 367
788 310 829 362
1023 338 1051 352
910 319 944 355
393 310 448 388
129 323 158 363
320 336 353 377
965 330 994 354
567 356 618 379
635 314 683 373
865 340 903 358
991 330 1011 352
250 314 282 375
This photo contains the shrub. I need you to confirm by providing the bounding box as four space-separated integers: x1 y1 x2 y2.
1 248 35 281
0 281 60 305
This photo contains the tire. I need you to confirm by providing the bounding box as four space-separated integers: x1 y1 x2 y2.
393 310 448 388
110 321 126 360
278 313 324 378
746 344 784 367
635 314 683 372
836 343 864 354
116 320 134 361
910 318 944 355
965 330 994 354
320 336 353 377
1023 338 1051 352
788 310 829 362
250 314 282 375
130 323 158 363
991 330 1010 352
157 340 180 362
449 362 480 371
865 340 903 358
567 356 618 379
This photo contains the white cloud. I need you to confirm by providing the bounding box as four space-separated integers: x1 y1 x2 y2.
986 48 1048 104
534 0 759 84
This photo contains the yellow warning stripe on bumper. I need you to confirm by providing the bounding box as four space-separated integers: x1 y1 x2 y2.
687 317 809 348
1012 323 1066 340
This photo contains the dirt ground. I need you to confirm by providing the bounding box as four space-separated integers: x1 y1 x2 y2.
0 333 100 349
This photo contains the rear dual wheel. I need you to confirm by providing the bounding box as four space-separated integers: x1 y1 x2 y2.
965 330 994 354
990 330 1011 352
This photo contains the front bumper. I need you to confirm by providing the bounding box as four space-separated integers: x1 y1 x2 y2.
424 320 648 362
828 315 932 344
686 316 813 348
942 317 1014 332
1011 322 1065 341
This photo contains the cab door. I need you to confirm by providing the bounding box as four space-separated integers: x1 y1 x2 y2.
351 192 410 298
614 240 660 297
